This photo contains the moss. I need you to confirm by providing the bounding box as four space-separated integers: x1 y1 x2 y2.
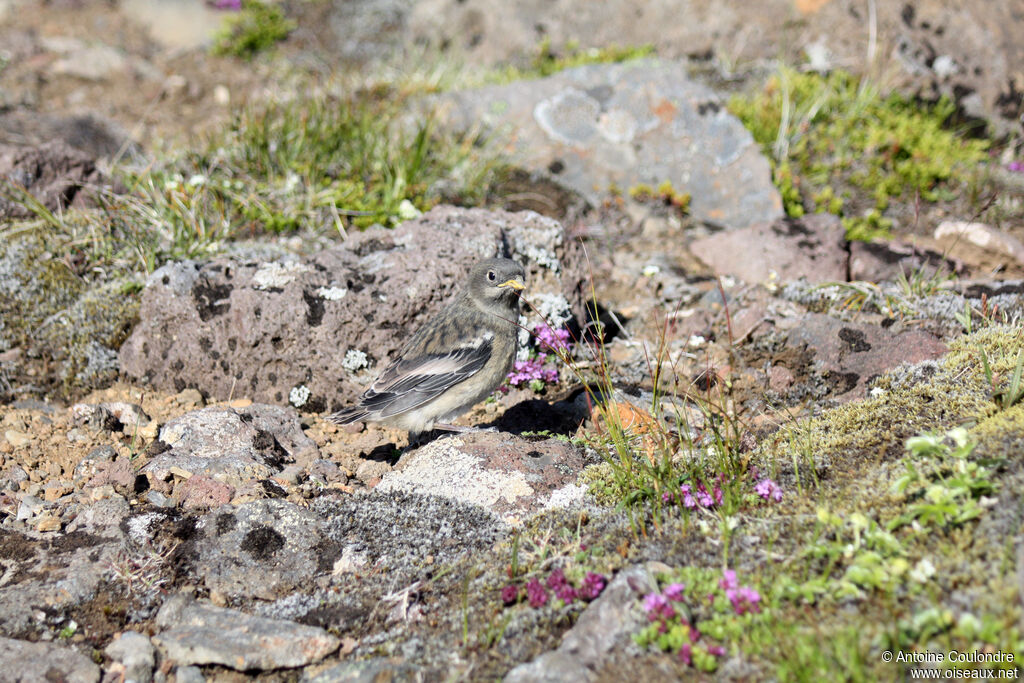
0 232 85 351
211 0 295 60
728 68 988 241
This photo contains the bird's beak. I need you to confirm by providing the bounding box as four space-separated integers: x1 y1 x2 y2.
498 278 525 291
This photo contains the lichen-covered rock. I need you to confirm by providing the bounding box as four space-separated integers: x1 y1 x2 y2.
376 432 590 520
120 206 587 411
432 60 782 230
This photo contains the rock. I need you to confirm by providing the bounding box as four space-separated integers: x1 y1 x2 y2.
3 430 30 448
120 206 586 411
153 596 340 670
303 658 417 682
104 631 155 683
786 313 948 401
376 432 589 519
935 221 1024 267
849 240 962 283
0 525 121 634
184 499 331 601
86 457 136 493
142 406 304 489
175 475 235 510
504 564 657 682
690 214 846 284
434 61 781 229
0 636 99 682
0 108 137 159
0 141 99 219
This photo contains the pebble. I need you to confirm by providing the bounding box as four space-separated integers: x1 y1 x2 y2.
3 430 30 448
36 515 62 532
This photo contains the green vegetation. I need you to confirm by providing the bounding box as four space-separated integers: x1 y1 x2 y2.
212 0 296 59
729 68 989 240
488 39 655 83
628 180 691 216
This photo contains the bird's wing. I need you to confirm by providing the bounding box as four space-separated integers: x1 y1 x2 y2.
358 332 495 418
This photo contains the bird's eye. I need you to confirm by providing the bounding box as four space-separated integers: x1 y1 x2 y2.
487 270 496 281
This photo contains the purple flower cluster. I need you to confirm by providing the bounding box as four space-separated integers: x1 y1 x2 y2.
663 481 723 509
534 323 572 353
642 581 719 666
754 478 783 502
1008 161 1024 173
507 356 559 387
506 324 573 388
719 570 762 615
502 569 607 608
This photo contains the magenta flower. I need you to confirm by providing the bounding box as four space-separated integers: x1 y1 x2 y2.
1008 161 1024 173
719 569 739 591
754 478 783 502
726 586 762 615
707 644 726 657
534 324 572 353
507 355 559 386
555 584 578 603
642 592 676 621
500 584 520 605
525 578 548 607
579 572 606 600
546 568 567 589
663 582 686 602
679 642 692 666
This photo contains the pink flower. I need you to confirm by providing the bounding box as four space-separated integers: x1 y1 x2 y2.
642 592 676 621
754 478 783 502
679 642 692 666
726 586 762 615
526 578 548 607
663 583 686 601
579 572 606 601
707 644 726 657
555 584 578 603
546 568 567 589
719 570 739 591
534 324 572 353
500 584 520 605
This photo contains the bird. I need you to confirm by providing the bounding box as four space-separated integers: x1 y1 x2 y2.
328 257 526 437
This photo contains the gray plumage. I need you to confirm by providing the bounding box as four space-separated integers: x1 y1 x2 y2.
328 257 525 435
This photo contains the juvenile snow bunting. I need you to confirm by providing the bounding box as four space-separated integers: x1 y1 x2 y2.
329 257 525 436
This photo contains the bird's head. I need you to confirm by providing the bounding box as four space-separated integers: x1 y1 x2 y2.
468 257 526 313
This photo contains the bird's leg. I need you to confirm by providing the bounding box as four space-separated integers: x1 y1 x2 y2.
434 423 498 434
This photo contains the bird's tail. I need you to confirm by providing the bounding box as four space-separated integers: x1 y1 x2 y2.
327 406 368 425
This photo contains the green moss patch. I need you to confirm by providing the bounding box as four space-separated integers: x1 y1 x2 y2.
729 68 989 240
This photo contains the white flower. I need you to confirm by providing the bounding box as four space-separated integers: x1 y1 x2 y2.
289 385 311 407
343 349 369 372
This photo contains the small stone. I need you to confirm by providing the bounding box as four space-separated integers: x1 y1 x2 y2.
213 84 230 106
175 475 234 510
3 430 30 448
43 483 72 502
16 494 43 520
145 490 174 508
228 399 252 409
174 665 206 683
105 630 155 683
168 466 193 480
36 515 61 532
175 388 204 408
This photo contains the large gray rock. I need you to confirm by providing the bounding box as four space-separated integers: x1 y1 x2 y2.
0 637 99 683
153 595 340 670
377 432 588 519
186 499 332 601
120 206 586 411
434 60 782 229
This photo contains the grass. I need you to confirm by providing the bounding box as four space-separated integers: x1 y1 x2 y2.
3 88 502 278
728 67 989 240
212 0 296 60
486 39 655 83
